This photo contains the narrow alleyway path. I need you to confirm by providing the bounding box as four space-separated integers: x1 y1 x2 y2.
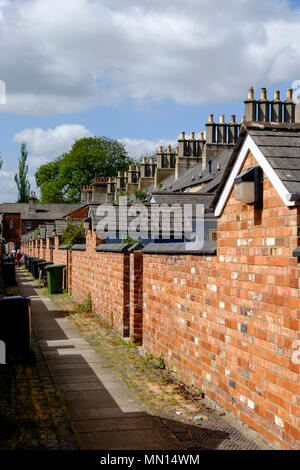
17 268 184 450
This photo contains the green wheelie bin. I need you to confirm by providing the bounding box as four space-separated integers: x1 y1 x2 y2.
46 264 65 294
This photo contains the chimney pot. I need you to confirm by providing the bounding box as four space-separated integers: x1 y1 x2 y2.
230 114 236 124
242 115 246 124
167 145 171 153
260 88 267 101
208 114 214 124
158 145 163 153
274 90 280 101
180 132 185 140
199 132 204 140
248 87 254 100
142 156 147 164
287 88 293 101
219 115 225 124
190 131 195 140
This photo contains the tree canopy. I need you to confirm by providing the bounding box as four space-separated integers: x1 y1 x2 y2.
15 143 30 203
35 136 132 203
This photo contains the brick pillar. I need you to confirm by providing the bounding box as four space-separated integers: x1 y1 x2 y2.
130 250 144 345
123 252 130 337
40 239 44 259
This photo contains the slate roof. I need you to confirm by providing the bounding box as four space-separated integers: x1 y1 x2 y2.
247 124 300 194
0 203 82 220
150 192 215 208
213 121 300 211
155 150 232 194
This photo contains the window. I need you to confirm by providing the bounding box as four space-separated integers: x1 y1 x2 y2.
9 220 13 230
26 222 31 230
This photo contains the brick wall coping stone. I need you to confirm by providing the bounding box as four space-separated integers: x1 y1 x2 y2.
128 242 144 252
142 241 217 255
71 244 86 251
95 243 131 252
58 244 73 250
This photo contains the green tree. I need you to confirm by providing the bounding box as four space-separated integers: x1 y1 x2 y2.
14 143 30 203
35 137 133 203
60 220 85 245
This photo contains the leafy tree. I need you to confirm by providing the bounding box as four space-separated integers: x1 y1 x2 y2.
133 189 148 201
14 143 30 203
35 137 133 203
60 220 85 245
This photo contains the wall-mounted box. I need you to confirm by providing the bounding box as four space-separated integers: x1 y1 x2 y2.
234 166 263 204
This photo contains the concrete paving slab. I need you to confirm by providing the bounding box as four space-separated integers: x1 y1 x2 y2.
78 429 184 450
71 416 165 433
17 268 183 450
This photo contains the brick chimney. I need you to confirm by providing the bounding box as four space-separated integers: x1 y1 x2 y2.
92 177 108 203
258 88 270 122
244 87 256 121
28 191 37 214
244 87 296 124
271 90 283 123
284 88 296 123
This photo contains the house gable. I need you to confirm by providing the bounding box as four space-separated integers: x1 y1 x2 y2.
215 134 297 217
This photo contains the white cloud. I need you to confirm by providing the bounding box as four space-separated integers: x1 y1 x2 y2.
0 167 17 202
0 0 299 115
4 124 174 201
13 124 93 168
118 137 177 160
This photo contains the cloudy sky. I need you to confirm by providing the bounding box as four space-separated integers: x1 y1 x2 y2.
1 0 300 201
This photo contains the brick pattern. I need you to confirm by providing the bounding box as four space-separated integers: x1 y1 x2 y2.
20 151 300 449
142 152 300 450
130 250 144 345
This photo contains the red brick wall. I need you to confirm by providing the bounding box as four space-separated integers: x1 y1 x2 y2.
68 231 130 337
142 152 300 450
19 151 300 448
3 213 21 246
130 250 144 345
52 237 68 265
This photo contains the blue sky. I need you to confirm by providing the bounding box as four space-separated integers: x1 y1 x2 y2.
1 0 300 201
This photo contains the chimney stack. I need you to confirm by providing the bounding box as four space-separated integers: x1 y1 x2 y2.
178 132 186 157
156 145 164 169
244 87 257 121
271 90 282 123
284 88 296 123
188 131 196 156
217 115 227 144
228 115 239 144
198 132 205 155
28 191 37 214
258 88 269 122
206 114 216 144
